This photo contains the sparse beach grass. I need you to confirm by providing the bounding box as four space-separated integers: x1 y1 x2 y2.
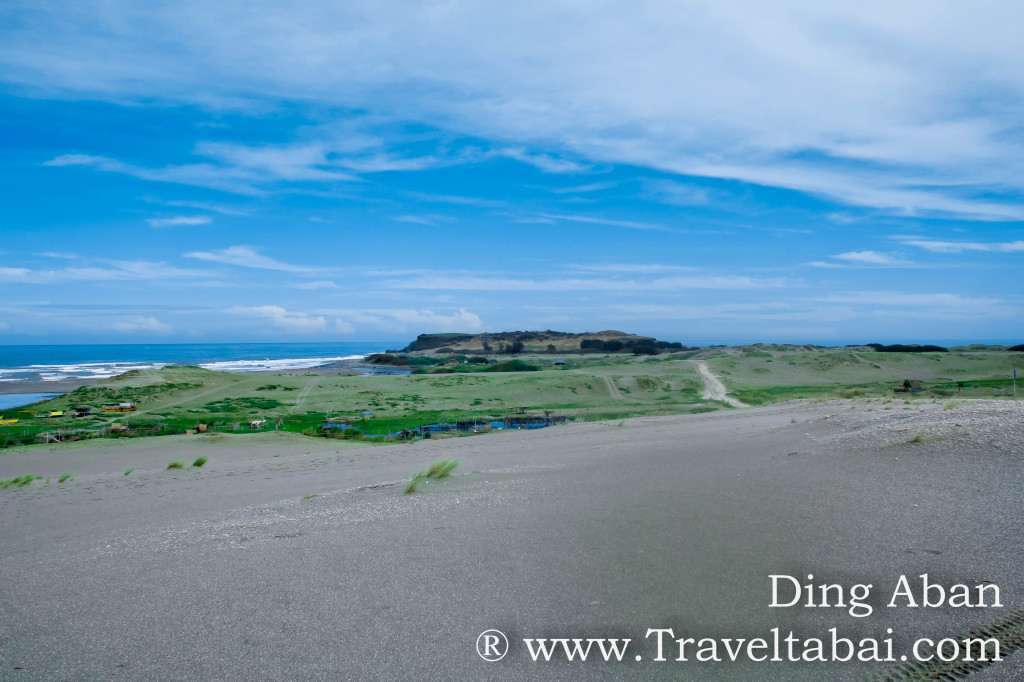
0 474 42 488
405 459 459 493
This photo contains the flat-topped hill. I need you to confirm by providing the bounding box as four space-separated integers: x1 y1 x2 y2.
400 330 692 354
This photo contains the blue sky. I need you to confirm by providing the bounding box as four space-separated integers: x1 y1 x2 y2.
1 1 1022 345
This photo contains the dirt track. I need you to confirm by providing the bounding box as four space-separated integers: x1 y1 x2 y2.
691 359 747 407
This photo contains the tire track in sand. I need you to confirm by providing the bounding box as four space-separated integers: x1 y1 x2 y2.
690 360 746 408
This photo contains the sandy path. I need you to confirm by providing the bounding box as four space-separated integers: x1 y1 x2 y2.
160 377 260 411
600 374 623 399
568 370 625 399
289 378 316 413
690 359 746 407
852 353 954 382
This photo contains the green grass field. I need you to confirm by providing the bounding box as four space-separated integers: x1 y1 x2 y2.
2 347 1021 448
709 349 1022 405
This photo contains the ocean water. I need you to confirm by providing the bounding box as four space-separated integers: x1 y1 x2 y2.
0 393 62 411
0 342 401 384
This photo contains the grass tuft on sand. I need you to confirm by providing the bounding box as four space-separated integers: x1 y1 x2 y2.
405 459 459 493
1 474 43 488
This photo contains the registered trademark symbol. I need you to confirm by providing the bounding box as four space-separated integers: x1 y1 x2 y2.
476 629 509 661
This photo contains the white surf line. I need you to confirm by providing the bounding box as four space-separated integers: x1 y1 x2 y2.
690 360 746 408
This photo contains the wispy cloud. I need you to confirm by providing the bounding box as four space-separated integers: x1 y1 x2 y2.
389 274 787 291
542 214 669 232
195 141 358 183
144 196 249 215
316 307 484 333
112 316 171 332
147 216 212 228
567 263 696 273
641 179 710 206
15 3 1024 219
810 251 915 268
392 214 455 226
45 154 265 195
293 280 341 290
184 246 321 273
816 291 1011 316
228 305 327 333
900 239 1024 253
545 181 619 194
406 192 506 208
500 148 591 174
0 260 214 283
335 152 468 173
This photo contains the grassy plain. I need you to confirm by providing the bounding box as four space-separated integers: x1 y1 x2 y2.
708 348 1022 405
1 346 1020 449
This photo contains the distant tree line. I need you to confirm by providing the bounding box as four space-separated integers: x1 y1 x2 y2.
865 343 948 353
366 354 448 367
579 339 692 354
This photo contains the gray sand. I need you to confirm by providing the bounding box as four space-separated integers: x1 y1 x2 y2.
1 399 1022 680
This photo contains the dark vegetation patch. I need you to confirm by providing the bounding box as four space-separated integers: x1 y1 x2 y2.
866 343 949 353
367 354 451 367
484 359 538 372
580 338 691 354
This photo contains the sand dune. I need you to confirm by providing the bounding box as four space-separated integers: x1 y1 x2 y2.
1 399 1022 680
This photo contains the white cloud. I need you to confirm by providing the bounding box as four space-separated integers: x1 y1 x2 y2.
12 2 1024 218
641 179 710 206
816 291 1010 316
293 280 340 290
112 316 171 332
45 154 265 195
157 199 249 215
392 214 455 226
901 239 1024 253
228 305 327 333
389 274 787 291
542 214 669 232
317 307 484 333
499 148 591 174
185 246 321 272
0 261 213 283
147 216 212 228
195 141 358 182
567 263 696 273
810 251 915 268
546 181 618 194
